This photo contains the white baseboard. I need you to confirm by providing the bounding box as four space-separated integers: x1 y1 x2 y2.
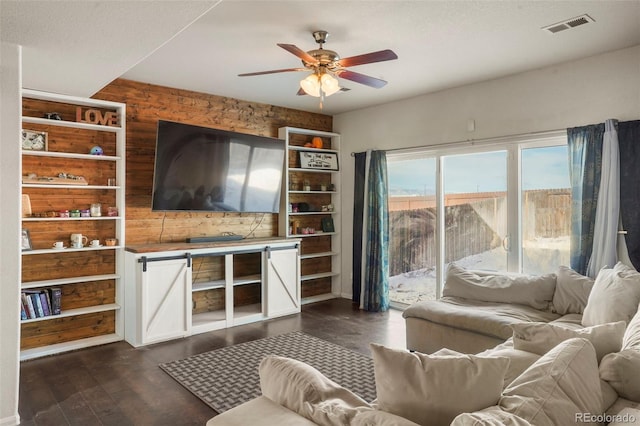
0 413 20 426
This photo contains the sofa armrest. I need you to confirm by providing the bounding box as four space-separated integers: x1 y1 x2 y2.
259 355 371 425
206 396 317 426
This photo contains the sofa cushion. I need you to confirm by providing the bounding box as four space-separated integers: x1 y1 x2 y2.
451 406 534 425
442 263 556 310
351 409 421 426
623 306 640 349
511 320 626 362
582 262 640 327
552 266 594 315
403 296 560 341
259 355 370 425
205 396 317 426
370 343 509 426
608 408 640 426
600 349 640 402
499 338 603 426
476 339 541 387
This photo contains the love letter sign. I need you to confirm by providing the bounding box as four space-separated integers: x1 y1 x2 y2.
76 107 119 127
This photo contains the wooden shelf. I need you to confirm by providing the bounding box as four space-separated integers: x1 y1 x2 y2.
21 150 121 161
20 303 120 324
22 273 119 289
22 246 121 255
22 116 121 132
288 232 336 238
288 145 338 154
289 167 338 174
20 334 122 361
300 251 339 259
289 190 337 194
289 211 336 216
192 274 261 292
301 271 339 281
22 216 121 222
22 183 119 189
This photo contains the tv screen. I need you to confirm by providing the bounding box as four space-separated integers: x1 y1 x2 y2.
151 120 285 213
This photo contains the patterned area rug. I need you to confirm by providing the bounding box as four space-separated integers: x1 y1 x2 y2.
159 331 377 413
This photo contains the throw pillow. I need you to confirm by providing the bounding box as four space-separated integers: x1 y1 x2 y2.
370 343 509 426
500 338 602 426
443 263 556 310
623 305 640 349
511 321 626 362
259 355 370 425
600 349 640 401
582 262 640 327
451 406 534 425
552 265 594 314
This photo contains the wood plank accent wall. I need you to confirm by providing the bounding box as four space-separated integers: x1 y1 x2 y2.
93 79 333 245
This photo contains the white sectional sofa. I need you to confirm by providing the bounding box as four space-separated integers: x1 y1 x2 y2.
207 262 640 425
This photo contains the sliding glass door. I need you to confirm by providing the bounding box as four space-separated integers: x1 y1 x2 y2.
443 151 508 272
387 156 437 304
521 145 571 274
387 134 569 306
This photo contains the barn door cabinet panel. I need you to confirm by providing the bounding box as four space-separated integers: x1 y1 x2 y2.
20 89 126 361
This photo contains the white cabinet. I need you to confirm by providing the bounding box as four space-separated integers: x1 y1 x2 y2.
124 238 300 346
20 89 126 360
138 258 191 346
278 127 341 302
265 247 301 318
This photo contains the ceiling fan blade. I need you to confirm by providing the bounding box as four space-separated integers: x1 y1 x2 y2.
297 88 307 96
277 43 319 65
337 49 398 68
336 70 388 88
238 68 307 77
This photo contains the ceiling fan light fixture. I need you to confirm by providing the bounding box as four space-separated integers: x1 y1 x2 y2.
300 74 321 97
320 73 340 96
300 72 340 97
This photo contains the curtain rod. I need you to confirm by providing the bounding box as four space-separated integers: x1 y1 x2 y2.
350 128 567 156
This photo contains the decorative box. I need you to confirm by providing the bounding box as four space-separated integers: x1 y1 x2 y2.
58 210 70 218
70 209 81 218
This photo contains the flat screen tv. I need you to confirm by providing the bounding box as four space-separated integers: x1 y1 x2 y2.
151 120 285 213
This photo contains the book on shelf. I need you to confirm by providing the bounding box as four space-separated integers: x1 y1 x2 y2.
20 289 59 319
20 299 27 320
48 287 62 315
32 293 44 317
39 292 51 316
22 293 36 319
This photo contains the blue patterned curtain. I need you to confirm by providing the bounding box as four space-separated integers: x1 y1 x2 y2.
567 124 604 275
362 151 390 312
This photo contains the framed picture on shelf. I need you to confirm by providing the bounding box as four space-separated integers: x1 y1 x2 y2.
21 130 48 151
321 217 335 233
300 151 339 171
21 229 33 251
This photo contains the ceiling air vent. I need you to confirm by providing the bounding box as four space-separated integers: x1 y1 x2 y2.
542 14 595 34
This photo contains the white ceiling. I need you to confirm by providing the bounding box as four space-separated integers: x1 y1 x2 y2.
3 1 640 116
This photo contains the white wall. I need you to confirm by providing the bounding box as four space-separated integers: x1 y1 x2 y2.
334 45 640 299
0 43 22 426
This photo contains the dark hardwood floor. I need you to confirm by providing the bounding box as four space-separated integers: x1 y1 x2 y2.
18 298 406 426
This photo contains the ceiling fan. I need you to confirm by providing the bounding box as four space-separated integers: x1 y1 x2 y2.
238 30 398 107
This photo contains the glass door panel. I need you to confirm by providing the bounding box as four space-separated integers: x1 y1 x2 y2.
443 151 508 271
387 156 436 304
521 145 571 274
